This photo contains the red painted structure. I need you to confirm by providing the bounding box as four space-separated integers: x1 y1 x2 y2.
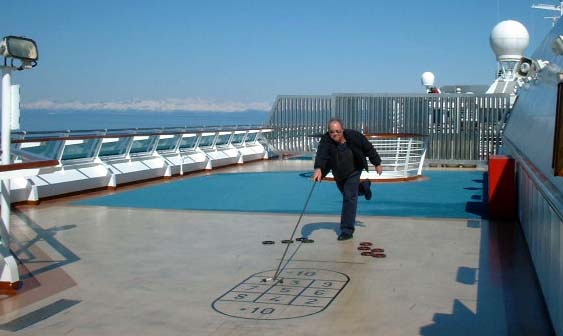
488 155 517 220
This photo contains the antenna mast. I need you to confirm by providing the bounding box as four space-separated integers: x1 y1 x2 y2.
532 1 563 26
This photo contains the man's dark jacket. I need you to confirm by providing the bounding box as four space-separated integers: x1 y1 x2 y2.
314 129 381 178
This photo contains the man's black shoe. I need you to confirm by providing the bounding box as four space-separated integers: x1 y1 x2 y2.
337 233 353 241
361 180 372 200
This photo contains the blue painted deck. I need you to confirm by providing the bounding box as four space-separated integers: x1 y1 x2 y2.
75 171 488 219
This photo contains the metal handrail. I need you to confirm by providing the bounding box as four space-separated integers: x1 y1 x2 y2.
11 125 273 143
0 148 59 172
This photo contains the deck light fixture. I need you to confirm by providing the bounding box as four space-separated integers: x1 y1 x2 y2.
0 36 38 70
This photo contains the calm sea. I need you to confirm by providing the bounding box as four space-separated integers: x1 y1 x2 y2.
18 109 269 132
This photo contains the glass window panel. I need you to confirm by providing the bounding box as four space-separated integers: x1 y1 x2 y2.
231 133 246 144
99 138 131 157
246 133 258 143
19 141 63 159
62 139 98 161
198 135 215 147
130 137 157 154
215 134 231 146
179 136 197 150
157 136 180 151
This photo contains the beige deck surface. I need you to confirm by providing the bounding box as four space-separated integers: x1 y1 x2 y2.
0 160 553 335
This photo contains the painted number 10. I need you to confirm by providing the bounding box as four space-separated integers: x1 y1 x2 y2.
247 307 275 314
295 271 316 276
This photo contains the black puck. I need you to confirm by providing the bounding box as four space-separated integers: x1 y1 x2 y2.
302 239 314 243
281 240 294 244
357 246 371 251
262 240 275 245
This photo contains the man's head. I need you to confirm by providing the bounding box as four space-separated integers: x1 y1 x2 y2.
328 117 345 144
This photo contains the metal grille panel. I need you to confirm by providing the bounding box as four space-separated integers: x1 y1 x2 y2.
265 94 511 161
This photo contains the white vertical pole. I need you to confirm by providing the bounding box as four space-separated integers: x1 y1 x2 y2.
10 84 20 131
2 69 12 237
0 68 18 284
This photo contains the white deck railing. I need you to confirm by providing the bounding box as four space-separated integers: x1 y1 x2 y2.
5 126 272 203
325 133 427 182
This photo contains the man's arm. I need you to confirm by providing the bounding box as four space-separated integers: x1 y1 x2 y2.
359 134 381 167
359 133 383 175
313 136 331 181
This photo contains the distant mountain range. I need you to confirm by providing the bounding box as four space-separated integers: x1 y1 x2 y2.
18 109 270 132
23 98 272 113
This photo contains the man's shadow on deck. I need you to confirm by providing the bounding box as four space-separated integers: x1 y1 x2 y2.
300 221 367 238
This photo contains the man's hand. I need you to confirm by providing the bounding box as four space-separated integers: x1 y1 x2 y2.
375 165 383 176
313 168 323 182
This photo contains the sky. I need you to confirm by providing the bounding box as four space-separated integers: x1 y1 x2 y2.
2 0 556 112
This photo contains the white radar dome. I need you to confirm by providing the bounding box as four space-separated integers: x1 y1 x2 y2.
421 72 435 88
490 20 529 61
